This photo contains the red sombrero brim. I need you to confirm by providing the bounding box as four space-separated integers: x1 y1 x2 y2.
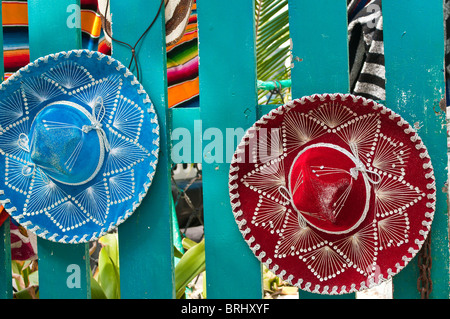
229 93 435 295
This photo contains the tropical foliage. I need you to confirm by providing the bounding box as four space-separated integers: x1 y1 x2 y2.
255 0 291 104
11 260 39 299
91 233 120 299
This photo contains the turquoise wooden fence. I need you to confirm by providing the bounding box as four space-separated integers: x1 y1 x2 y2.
0 0 449 299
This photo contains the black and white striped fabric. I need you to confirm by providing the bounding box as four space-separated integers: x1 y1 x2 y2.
348 0 385 101
349 0 450 103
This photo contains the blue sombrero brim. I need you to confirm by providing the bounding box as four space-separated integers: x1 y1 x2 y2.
0 49 160 243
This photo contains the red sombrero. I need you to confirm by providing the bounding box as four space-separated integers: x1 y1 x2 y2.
229 93 436 295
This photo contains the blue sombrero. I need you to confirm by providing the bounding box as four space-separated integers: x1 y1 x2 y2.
0 50 159 243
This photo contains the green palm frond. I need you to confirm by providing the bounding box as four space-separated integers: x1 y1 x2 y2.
255 0 290 104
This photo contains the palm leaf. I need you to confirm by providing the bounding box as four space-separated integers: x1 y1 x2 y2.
255 0 291 104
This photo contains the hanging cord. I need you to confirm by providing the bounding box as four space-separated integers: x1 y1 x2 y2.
417 233 432 298
265 80 285 105
101 0 165 81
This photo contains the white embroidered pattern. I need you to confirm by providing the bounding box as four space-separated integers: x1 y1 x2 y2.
371 133 410 177
108 169 135 204
333 223 378 276
282 111 325 155
70 75 122 110
242 159 287 204
43 60 94 89
5 157 33 194
0 90 25 129
0 117 30 162
230 94 435 295
252 195 289 232
21 77 64 113
104 129 150 176
24 168 68 217
300 244 348 281
335 114 381 164
107 96 145 141
73 179 110 226
377 212 409 250
48 200 86 232
250 127 283 164
309 101 357 128
0 50 159 243
372 175 424 218
274 211 324 257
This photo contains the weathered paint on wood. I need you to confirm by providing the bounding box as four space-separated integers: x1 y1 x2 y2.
197 0 263 298
37 240 91 298
28 0 91 299
110 0 175 298
288 0 350 97
383 0 449 299
0 219 12 299
170 107 202 164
